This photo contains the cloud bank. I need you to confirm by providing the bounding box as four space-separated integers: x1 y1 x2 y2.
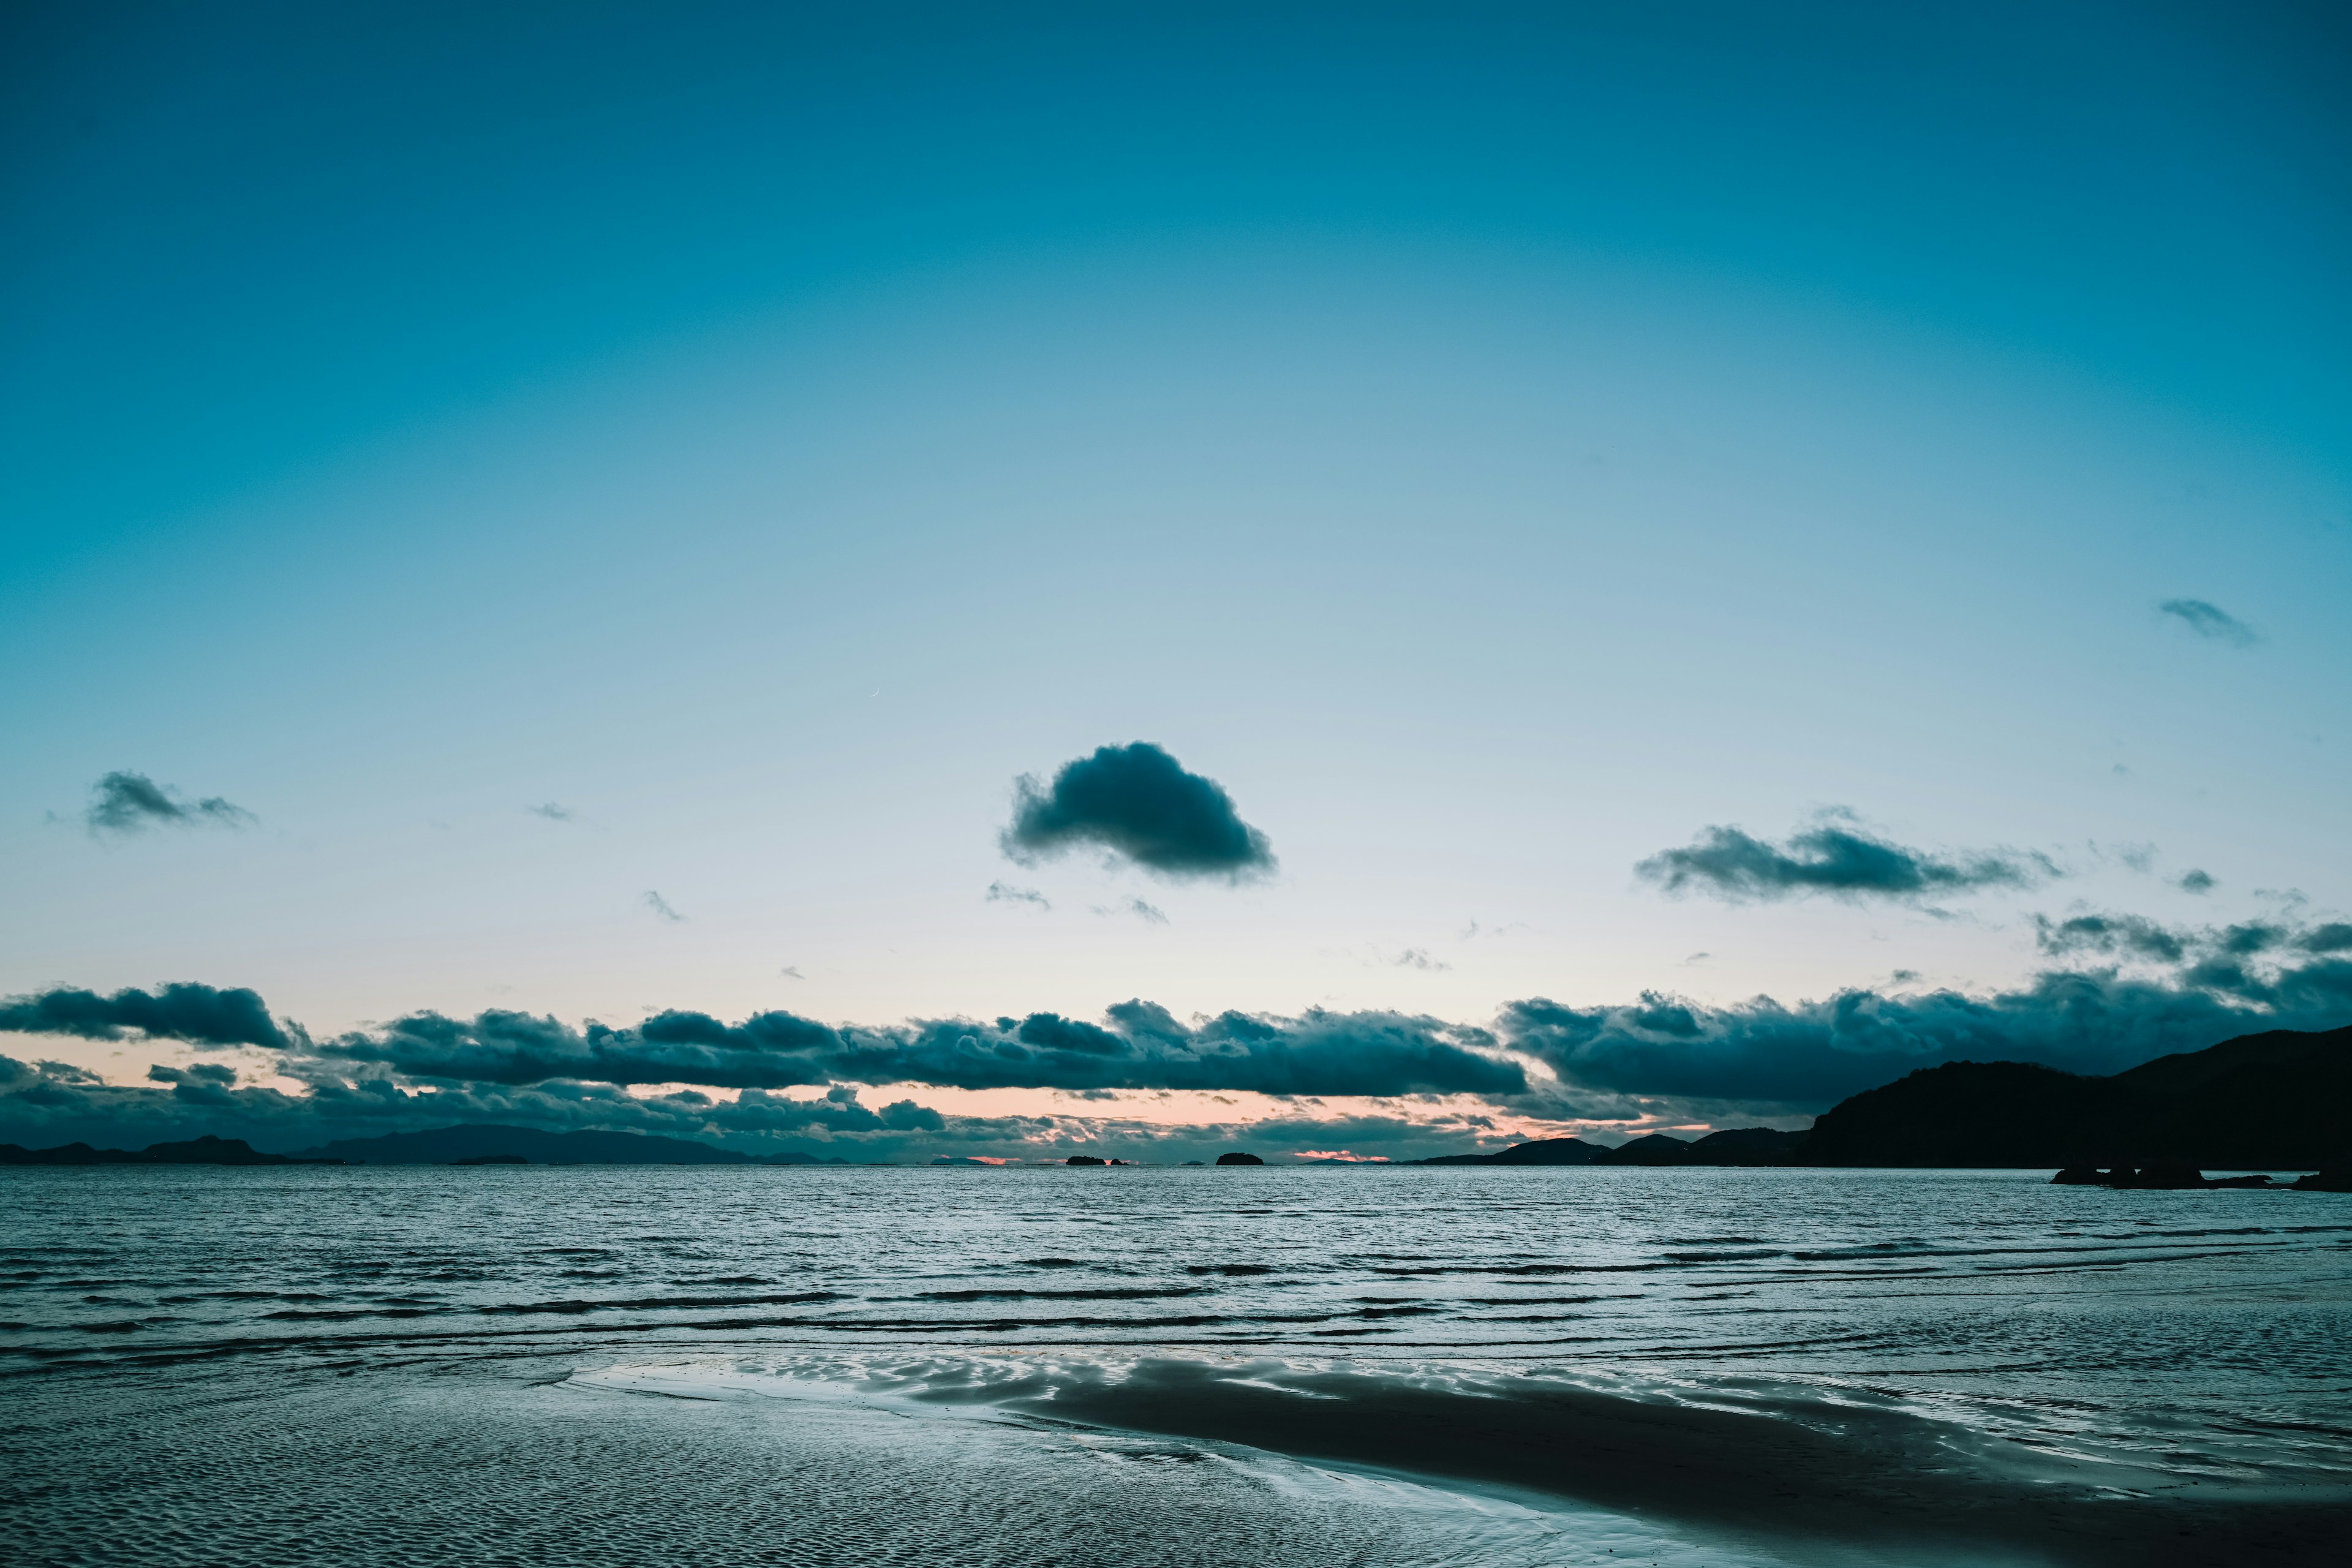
302 999 1523 1098
1637 815 2051 903
85 771 256 834
6 910 2346 1158
1003 742 1274 879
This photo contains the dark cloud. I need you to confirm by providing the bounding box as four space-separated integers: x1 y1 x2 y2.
300 1000 1523 1099
0 982 295 1051
2033 912 2188 963
1636 815 2050 903
1500 950 2352 1112
986 882 1051 910
1003 742 1273 880
10 905 2348 1156
2158 598 2259 647
642 891 685 922
2178 870 2215 894
85 771 255 834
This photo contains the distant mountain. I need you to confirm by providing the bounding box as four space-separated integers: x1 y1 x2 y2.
0 1135 337 1167
287 1125 849 1166
1419 1128 1807 1167
1417 1136 1606 1166
1804 1024 2352 1169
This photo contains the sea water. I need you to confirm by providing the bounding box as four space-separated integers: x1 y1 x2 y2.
2 1164 2346 1565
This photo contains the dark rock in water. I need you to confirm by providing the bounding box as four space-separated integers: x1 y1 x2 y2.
1215 1152 1264 1166
1065 1155 1107 1166
2051 1163 2275 1190
929 1156 990 1166
450 1154 527 1166
1181 1160 1205 1166
2293 1168 2351 1191
2120 1161 2212 1189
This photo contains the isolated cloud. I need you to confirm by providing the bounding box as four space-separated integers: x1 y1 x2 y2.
529 803 576 821
1092 898 1168 924
0 982 294 1051
986 882 1052 910
1637 815 2049 903
2179 870 2215 894
642 891 685 922
85 771 255 834
2158 598 2258 647
1003 742 1273 879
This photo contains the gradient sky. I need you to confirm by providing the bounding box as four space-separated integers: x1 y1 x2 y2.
4 2 2348 1156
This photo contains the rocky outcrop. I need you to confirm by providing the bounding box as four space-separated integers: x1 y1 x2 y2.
1215 1152 1264 1166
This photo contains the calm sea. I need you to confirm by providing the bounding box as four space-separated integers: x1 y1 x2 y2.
4 1165 2347 1566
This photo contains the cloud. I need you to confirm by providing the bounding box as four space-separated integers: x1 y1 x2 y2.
1636 814 2051 903
986 882 1051 911
84 771 255 834
1499 937 2352 1111
529 802 576 821
9 905 2347 1156
2158 598 2259 647
778 966 804 979
2179 870 2215 894
642 891 685 922
0 982 295 1051
1002 742 1273 880
1392 948 1451 971
1093 898 1169 924
293 999 1525 1099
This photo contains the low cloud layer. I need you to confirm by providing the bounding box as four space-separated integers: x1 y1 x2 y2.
1003 742 1274 879
1637 815 2051 903
85 771 255 834
304 1000 1523 1098
7 908 2347 1158
2158 598 2259 647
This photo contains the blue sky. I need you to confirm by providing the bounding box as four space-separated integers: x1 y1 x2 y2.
4 2 2347 1156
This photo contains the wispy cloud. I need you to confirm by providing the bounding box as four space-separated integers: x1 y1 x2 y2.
84 771 256 835
1392 948 1451 971
528 802 576 822
642 891 686 923
1093 898 1169 924
986 881 1051 911
1637 812 2052 904
1003 742 1273 880
2158 598 2259 647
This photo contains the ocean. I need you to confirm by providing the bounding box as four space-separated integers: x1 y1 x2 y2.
4 1164 2346 1566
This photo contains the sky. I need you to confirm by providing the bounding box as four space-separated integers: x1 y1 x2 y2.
4 1 2348 1161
